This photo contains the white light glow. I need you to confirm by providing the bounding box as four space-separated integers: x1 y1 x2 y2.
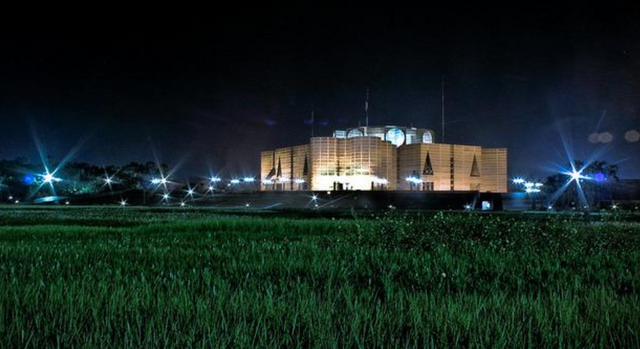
210 177 221 182
243 177 255 183
524 182 534 188
262 179 274 185
120 199 128 206
312 195 318 201
151 178 161 185
230 179 240 184
162 193 170 200
565 169 589 182
42 172 60 184
180 202 186 207
187 189 194 195
512 178 525 184
294 179 306 184
208 186 214 191
405 177 422 184
373 177 389 185
572 171 582 181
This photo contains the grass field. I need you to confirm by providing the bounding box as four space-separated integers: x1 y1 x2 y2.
0 207 639 347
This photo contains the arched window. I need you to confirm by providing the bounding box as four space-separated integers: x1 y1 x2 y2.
347 129 363 138
422 131 433 144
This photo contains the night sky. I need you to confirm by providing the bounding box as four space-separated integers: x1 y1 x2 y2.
1 9 639 179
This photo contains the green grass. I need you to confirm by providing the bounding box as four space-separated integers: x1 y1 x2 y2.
0 207 639 347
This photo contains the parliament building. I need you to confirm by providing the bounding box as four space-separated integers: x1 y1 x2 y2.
260 125 507 193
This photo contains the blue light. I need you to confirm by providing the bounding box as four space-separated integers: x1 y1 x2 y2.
22 174 36 185
594 172 606 183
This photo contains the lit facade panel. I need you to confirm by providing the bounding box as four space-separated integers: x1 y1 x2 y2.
309 137 397 191
260 144 311 191
481 148 508 193
397 143 494 192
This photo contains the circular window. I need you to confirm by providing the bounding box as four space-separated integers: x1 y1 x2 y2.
385 128 405 147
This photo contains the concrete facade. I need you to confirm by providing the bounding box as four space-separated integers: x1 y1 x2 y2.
261 125 507 193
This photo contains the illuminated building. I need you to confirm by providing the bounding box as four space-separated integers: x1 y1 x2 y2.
261 125 507 193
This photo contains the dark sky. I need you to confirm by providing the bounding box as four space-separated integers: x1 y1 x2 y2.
1 9 639 179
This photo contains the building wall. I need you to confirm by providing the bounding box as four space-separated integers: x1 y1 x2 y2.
262 140 506 193
260 144 310 191
309 137 397 191
481 148 508 193
397 143 489 192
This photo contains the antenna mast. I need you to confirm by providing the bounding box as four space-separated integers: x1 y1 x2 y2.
365 87 369 135
441 77 445 143
310 103 315 138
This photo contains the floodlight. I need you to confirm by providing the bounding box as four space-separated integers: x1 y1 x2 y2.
120 199 127 207
230 179 240 184
43 173 54 183
210 176 221 182
294 179 305 184
151 178 161 185
571 170 581 181
243 177 255 183
565 169 588 182
42 172 60 184
312 195 318 201
512 178 525 184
